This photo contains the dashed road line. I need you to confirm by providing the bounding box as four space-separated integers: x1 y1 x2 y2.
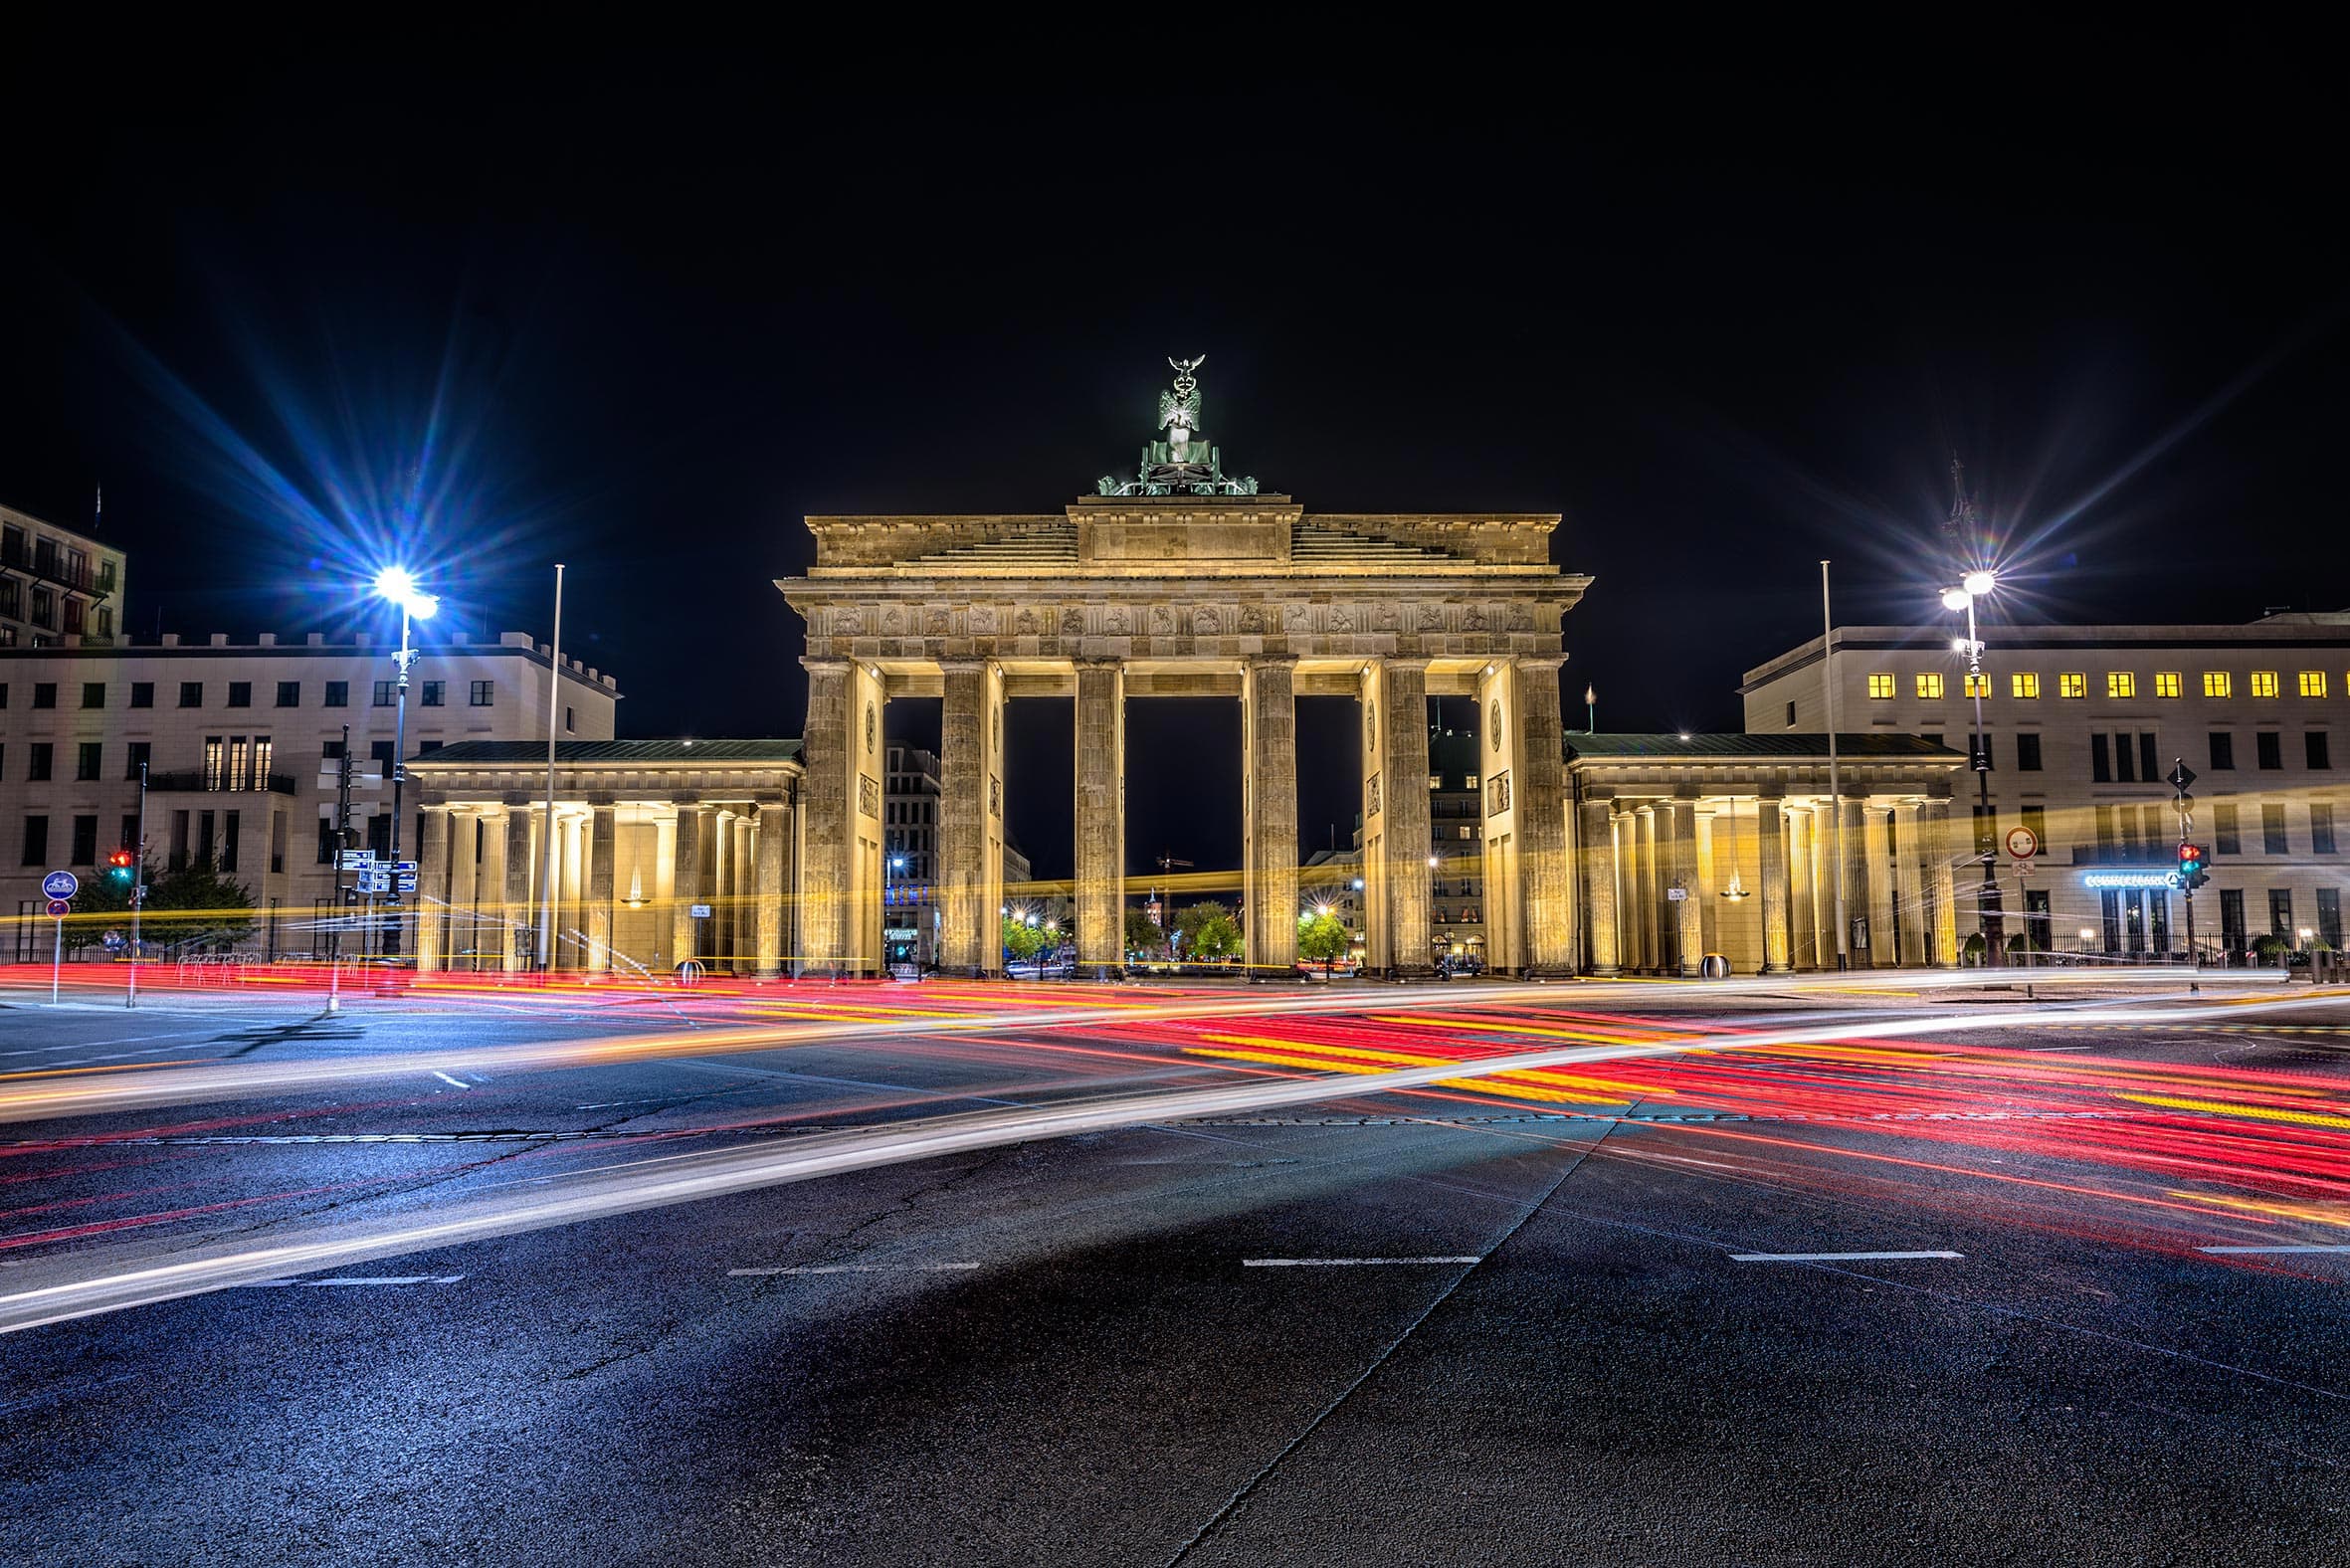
1730 1250 1965 1263
246 1274 466 1287
728 1263 980 1276
1244 1257 1484 1268
2197 1244 2350 1256
431 1071 472 1089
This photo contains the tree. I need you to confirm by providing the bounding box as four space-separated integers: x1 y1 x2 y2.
1124 907 1168 961
1002 916 1049 966
1175 900 1243 962
135 859 257 950
1297 910 1350 972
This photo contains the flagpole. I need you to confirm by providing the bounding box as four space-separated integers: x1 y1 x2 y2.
536 565 564 972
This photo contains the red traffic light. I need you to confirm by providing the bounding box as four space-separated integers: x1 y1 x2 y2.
105 849 135 870
2177 843 2202 862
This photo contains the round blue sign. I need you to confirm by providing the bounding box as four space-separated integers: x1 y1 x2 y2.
41 871 79 899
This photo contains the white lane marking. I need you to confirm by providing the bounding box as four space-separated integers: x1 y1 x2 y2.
246 1275 466 1287
728 1263 980 1276
1244 1257 1484 1268
1730 1251 1965 1263
431 1072 472 1089
2198 1244 2350 1255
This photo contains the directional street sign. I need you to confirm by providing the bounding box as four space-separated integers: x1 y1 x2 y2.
41 870 79 900
689 902 713 919
396 875 418 894
46 898 72 918
339 850 377 870
2168 761 2197 793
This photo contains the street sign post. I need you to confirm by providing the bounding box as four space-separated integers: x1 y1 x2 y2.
42 870 79 900
2004 826 2040 862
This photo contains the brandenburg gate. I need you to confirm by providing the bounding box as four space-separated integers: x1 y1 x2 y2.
777 360 1592 977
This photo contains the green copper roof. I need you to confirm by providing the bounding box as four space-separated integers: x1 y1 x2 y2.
413 739 803 765
1566 733 1964 761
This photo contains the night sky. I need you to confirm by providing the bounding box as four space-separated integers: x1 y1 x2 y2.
3 61 2344 881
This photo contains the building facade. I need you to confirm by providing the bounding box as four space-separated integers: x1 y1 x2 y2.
882 743 942 967
1741 614 2350 958
1 501 124 649
1429 724 1486 966
0 631 620 960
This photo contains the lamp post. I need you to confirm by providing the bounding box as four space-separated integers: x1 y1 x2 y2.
1941 570 2003 966
372 568 440 961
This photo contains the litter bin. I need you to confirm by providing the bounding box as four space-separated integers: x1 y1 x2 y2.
1700 953 1731 980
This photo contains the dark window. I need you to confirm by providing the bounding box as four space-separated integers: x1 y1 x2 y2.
226 682 252 707
470 680 494 706
125 741 150 779
2215 803 2242 855
2089 733 2111 782
2139 733 2158 780
2256 731 2282 770
2115 736 2135 783
316 820 340 865
2320 887 2344 950
21 816 47 867
75 742 100 782
1785 699 1797 727
321 738 346 760
178 682 203 708
2309 732 2332 770
2314 803 2338 857
369 740 396 773
418 739 443 754
130 682 153 708
70 815 97 866
2209 732 2235 770
372 681 395 707
565 705 576 733
82 683 104 709
221 811 240 874
0 684 8 707
2269 888 2294 940
2220 888 2247 951
2263 803 2288 856
276 681 300 707
31 683 56 709
2015 733 2043 771
27 743 52 782
421 680 446 707
323 681 349 708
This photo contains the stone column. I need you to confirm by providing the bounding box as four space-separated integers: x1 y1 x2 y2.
731 815 753 972
1895 802 1928 969
1926 797 1960 966
1511 657 1574 976
1634 804 1658 972
1577 795 1621 975
416 806 449 973
756 801 788 979
503 808 532 972
586 805 616 974
798 658 886 976
1073 659 1125 973
1695 810 1721 961
1864 804 1896 969
1786 807 1815 969
445 808 478 972
1377 659 1435 976
1243 656 1299 973
1670 798 1703 977
1841 797 1869 968
707 808 732 968
670 804 701 973
1758 795 1792 973
938 660 996 974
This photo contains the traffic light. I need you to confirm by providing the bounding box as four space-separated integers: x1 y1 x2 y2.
2178 841 2210 889
105 848 135 885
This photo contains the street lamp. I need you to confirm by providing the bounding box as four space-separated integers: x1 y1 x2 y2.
1942 571 2003 966
371 567 439 957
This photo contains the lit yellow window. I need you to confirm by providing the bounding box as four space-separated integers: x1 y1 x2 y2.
1427 773 1442 790
1915 673 1944 698
2107 672 2136 699
2252 671 2279 698
2300 671 2327 698
2154 672 2182 698
1867 674 1895 699
2204 672 2232 698
1959 673 1987 698
2011 673 2040 698
2059 673 2086 698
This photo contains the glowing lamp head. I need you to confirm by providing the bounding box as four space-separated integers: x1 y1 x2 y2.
1962 569 1997 598
1941 587 1973 613
372 566 440 619
1952 637 1971 653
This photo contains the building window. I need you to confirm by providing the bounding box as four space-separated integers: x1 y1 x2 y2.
276 681 300 707
2210 732 2235 770
2262 803 2288 856
2256 732 2282 770
1427 773 1442 790
421 681 446 707
2011 673 2040 699
70 815 97 867
2252 671 2279 698
2139 733 2158 781
1464 774 1479 791
372 681 395 707
1458 825 1474 840
27 743 52 782
2320 888 2344 949
2215 803 2241 855
470 680 495 706
2090 733 2110 783
1964 673 1989 699
2202 672 2231 698
2107 672 2136 699
204 737 225 791
32 683 56 709
125 741 150 780
130 682 153 708
1915 672 1944 699
75 742 100 782
82 682 105 709
1866 674 1894 699
1784 699 1797 727
2313 803 2338 857
179 682 203 707
2015 733 2043 771
2023 804 2048 849
2300 671 2328 698
2311 732 2333 770
227 682 252 707
21 816 47 867
2269 888 2294 940
2059 673 2086 698
323 681 348 708
565 705 576 733
2154 672 2182 698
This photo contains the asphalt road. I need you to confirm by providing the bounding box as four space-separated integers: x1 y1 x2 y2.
4 975 2348 1565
